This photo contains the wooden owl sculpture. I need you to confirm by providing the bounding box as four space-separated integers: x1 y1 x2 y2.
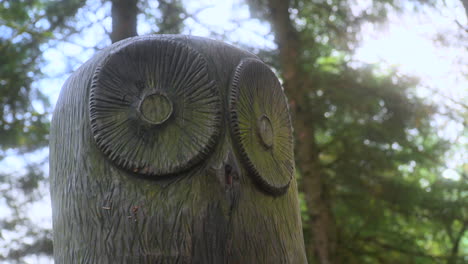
50 35 307 263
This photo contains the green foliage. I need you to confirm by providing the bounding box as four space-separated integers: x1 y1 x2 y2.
1 3 45 151
297 4 466 258
307 56 465 262
0 0 83 262
248 0 466 263
0 0 85 151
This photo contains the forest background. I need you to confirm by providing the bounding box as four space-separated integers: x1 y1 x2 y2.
0 0 467 263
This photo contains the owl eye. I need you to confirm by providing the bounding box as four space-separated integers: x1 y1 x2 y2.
89 38 221 176
229 59 294 195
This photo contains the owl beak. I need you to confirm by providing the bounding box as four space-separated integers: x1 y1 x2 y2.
209 150 241 187
223 150 241 186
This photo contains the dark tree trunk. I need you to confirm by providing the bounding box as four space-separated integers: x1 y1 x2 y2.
461 0 468 22
263 0 338 263
448 223 466 264
110 0 138 43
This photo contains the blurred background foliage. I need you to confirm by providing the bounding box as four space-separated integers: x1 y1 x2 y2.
0 0 466 263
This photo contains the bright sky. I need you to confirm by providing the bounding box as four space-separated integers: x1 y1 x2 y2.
356 2 467 99
1 1 467 262
354 2 467 180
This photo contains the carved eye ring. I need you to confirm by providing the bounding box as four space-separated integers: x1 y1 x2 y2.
137 91 174 126
89 38 221 176
229 58 294 195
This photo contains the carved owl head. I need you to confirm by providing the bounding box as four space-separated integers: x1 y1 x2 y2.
50 35 306 263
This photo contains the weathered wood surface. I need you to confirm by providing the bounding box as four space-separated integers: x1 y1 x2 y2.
50 35 307 263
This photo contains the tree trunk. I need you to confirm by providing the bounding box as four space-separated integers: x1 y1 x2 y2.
461 0 468 22
264 0 338 263
448 223 466 264
110 0 138 43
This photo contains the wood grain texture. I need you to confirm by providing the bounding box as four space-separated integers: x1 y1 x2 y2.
50 35 307 263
